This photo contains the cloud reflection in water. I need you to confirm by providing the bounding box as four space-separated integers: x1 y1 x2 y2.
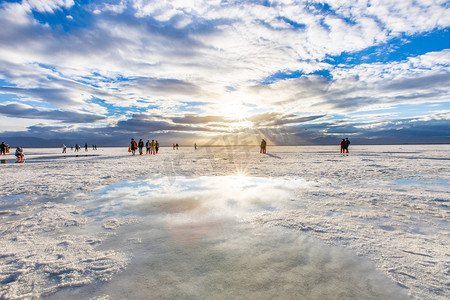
65 176 408 299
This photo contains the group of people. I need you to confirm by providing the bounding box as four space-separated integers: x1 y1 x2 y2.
1 142 23 162
0 142 10 155
129 138 160 155
2 137 353 163
63 144 98 153
340 137 351 155
259 138 351 155
260 139 267 154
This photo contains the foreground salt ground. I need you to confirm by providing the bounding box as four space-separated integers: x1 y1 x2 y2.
1 176 406 299
0 145 449 299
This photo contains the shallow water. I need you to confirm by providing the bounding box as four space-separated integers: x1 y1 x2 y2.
1 176 408 299
393 178 450 187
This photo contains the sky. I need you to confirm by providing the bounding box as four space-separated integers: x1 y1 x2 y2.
0 0 449 146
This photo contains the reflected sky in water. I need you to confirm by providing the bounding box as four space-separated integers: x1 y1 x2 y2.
88 176 308 220
43 175 408 299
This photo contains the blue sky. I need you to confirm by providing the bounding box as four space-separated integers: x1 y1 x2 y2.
0 0 449 146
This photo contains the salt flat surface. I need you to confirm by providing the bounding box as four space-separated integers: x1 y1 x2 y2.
0 145 449 299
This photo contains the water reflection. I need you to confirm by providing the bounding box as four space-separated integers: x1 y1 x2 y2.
94 176 301 215
53 176 407 299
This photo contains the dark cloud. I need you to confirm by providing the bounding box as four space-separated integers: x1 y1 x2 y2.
0 103 105 123
248 112 327 126
318 96 381 110
171 114 228 124
115 113 224 133
247 112 281 123
168 112 326 128
129 78 203 96
385 73 450 91
3 110 448 147
0 87 79 107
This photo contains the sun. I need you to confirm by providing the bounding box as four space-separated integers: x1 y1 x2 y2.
234 163 249 178
222 104 253 121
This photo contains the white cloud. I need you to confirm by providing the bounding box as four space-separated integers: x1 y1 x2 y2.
0 2 34 25
102 1 127 14
24 0 75 13
0 0 448 138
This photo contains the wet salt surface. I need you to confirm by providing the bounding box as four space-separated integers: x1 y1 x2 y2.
393 178 450 187
2 176 407 299
1 145 449 299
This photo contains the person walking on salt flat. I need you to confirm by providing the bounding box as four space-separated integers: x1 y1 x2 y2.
155 140 159 154
129 138 137 155
146 140 151 154
340 139 348 155
150 140 156 155
138 139 144 155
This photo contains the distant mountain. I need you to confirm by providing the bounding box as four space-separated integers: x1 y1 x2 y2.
0 136 66 148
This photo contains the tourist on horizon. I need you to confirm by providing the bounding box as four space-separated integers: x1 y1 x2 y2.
155 140 159 154
176 143 179 150
345 138 350 153
138 139 144 155
62 144 67 154
194 143 197 150
129 138 137 155
260 139 267 154
0 142 6 155
146 140 151 154
340 139 348 155
150 140 156 155
173 144 175 150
